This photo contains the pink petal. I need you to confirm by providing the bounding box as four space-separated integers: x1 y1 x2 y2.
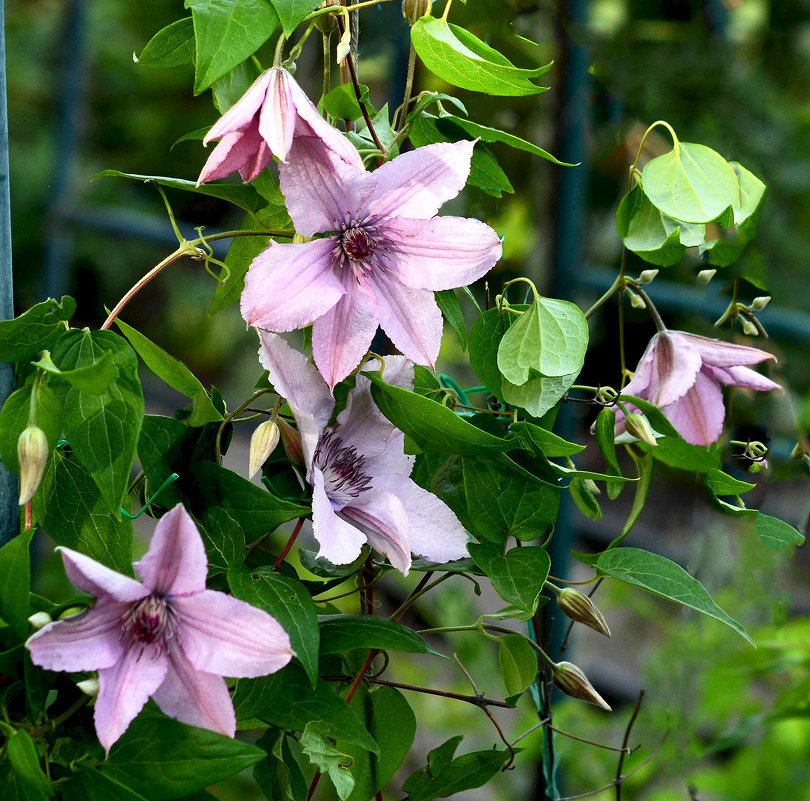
312 274 379 389
384 216 502 290
662 370 726 446
379 354 415 391
26 601 128 672
241 238 346 331
173 590 292 678
134 505 208 597
198 127 272 185
363 140 475 221
257 69 297 163
152 648 236 738
58 547 148 603
257 330 335 471
312 468 368 565
204 70 273 144
96 646 168 752
625 332 701 408
678 332 777 368
373 475 468 563
341 487 412 574
704 364 781 392
372 273 443 368
279 137 372 237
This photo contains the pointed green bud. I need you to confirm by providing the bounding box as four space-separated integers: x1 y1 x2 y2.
790 442 805 460
278 418 305 467
557 588 611 637
627 288 645 309
740 316 758 336
28 611 52 630
624 412 658 447
552 661 611 710
76 677 100 697
314 0 340 32
402 0 431 24
748 460 766 473
583 479 601 496
249 419 280 479
17 425 48 505
637 269 659 284
750 296 771 311
697 269 717 283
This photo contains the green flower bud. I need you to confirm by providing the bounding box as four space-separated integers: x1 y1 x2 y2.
557 588 611 637
627 288 645 309
58 605 87 620
624 412 658 447
750 296 771 311
402 0 431 24
249 419 281 479
314 0 340 33
637 269 659 284
28 611 53 630
740 317 758 337
17 425 49 505
697 269 717 283
552 661 611 710
278 418 305 467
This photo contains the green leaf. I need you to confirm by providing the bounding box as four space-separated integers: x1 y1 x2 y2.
568 476 602 521
509 421 584 458
31 351 116 394
253 730 308 801
233 664 379 753
136 18 195 68
211 58 262 114
501 371 578 419
318 614 435 655
594 408 623 499
51 329 144 515
649 437 721 473
705 468 755 497
641 142 740 225
498 633 538 705
321 82 372 121
186 0 279 94
617 394 680 438
754 512 805 551
228 565 320 686
497 297 588 382
5 729 53 801
271 0 321 37
0 384 62 474
93 170 267 215
0 530 31 648
435 289 467 351
33 448 134 573
593 547 753 644
301 723 355 800
468 542 550 613
103 706 265 800
468 307 508 399
0 296 75 363
411 17 551 96
62 766 151 801
114 319 221 425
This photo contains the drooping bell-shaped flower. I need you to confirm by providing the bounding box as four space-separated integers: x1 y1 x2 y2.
197 67 362 184
242 137 502 388
616 330 780 446
26 505 293 752
257 330 469 573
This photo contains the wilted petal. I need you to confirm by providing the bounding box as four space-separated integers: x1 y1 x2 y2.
152 648 235 739
663 370 726 446
134 505 208 597
242 238 346 331
363 140 475 221
312 468 367 565
27 601 128 672
680 332 777 368
174 590 292 678
58 547 148 604
204 69 273 144
385 216 502 290
96 646 168 752
705 364 781 392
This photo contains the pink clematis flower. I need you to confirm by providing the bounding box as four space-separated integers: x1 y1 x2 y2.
26 505 293 752
197 67 362 184
242 138 502 388
616 330 780 446
258 330 469 573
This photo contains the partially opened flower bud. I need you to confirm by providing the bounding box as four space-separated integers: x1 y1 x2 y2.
28 611 52 630
249 419 281 479
402 0 431 24
552 661 611 710
624 412 658 447
697 269 717 283
557 588 611 637
278 418 305 467
17 425 49 505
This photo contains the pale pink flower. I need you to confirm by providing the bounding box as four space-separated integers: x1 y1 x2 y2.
197 67 362 184
617 330 780 446
242 138 502 388
26 505 293 752
258 330 469 573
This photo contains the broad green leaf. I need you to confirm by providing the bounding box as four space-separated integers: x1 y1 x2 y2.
510 420 584 458
649 437 721 473
186 0 279 94
93 170 267 215
729 162 767 225
593 547 753 644
569 476 601 520
497 297 588 382
103 706 265 799
136 18 195 67
617 394 680 438
51 329 144 515
501 371 578 418
498 633 538 705
301 723 355 800
318 614 435 655
211 58 262 113
5 729 53 801
435 289 467 351
321 82 372 121
62 766 151 801
114 319 221 425
0 530 32 647
0 296 75 363
233 664 379 753
253 730 308 801
228 565 320 686
0 384 62 474
271 0 321 37
411 17 550 96
468 307 508 399
468 542 550 613
33 449 134 573
705 468 755 497
594 408 623 499
754 512 805 551
641 142 740 224
544 460 635 485
31 350 115 394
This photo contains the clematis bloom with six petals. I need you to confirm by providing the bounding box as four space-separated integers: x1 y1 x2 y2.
616 330 781 446
26 504 293 752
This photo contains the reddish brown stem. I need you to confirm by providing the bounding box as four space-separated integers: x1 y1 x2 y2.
274 517 305 568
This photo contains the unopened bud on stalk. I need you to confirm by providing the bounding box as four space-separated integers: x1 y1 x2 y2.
402 0 431 24
28 611 52 630
76 678 100 697
697 269 717 283
637 269 659 284
624 412 658 447
278 418 305 467
17 425 49 505
557 588 611 637
583 479 601 496
627 289 645 309
740 317 758 336
748 459 767 473
314 0 339 32
750 296 771 311
552 661 611 710
249 420 280 479
336 27 351 64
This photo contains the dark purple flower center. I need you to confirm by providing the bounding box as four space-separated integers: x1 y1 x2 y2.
341 226 375 261
121 594 179 655
312 430 372 508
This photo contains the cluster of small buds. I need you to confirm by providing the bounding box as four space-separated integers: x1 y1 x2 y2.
17 424 48 505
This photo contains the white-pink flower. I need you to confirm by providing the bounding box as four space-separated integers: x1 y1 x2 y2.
26 505 293 752
258 330 469 573
242 138 502 388
197 67 362 184
617 330 780 446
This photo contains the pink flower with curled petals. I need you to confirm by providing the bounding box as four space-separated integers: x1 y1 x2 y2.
197 67 362 184
257 330 469 574
616 330 781 446
241 137 502 388
26 504 293 752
